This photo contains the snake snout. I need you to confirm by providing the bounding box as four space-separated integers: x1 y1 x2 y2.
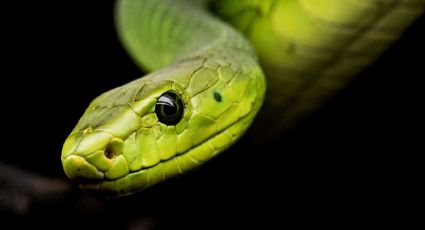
61 129 128 182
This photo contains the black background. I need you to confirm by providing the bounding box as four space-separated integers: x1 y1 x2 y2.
1 1 423 229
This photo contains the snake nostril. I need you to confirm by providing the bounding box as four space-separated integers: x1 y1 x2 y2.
103 138 124 159
104 146 114 159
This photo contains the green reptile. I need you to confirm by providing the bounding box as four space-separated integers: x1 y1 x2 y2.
61 0 424 197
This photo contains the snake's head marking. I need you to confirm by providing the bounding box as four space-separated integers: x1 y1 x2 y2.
61 59 265 197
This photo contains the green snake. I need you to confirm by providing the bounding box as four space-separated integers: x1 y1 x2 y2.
61 0 424 197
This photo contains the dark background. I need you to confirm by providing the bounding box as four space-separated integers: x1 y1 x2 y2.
1 1 423 229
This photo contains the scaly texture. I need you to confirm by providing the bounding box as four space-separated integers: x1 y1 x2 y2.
61 0 423 197
213 0 424 139
61 0 265 197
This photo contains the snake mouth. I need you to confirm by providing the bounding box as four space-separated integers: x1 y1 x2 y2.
70 117 250 198
61 155 105 183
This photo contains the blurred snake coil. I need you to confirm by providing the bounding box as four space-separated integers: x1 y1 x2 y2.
61 0 424 197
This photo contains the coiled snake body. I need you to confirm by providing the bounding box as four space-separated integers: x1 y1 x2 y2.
61 0 424 197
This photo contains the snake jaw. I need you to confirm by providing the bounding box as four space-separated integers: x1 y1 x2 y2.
76 112 255 198
61 155 104 182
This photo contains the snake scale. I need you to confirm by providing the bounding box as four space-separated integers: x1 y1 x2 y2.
60 0 424 197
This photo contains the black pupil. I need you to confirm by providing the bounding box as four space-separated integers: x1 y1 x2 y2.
162 103 177 116
155 91 184 125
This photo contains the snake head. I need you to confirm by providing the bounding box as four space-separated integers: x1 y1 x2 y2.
61 59 264 197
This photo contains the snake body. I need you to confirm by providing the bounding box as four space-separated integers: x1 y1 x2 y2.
61 0 424 197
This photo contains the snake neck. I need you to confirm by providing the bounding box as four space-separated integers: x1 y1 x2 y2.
115 0 259 73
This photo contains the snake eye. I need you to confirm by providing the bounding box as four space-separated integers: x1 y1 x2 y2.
155 91 184 125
